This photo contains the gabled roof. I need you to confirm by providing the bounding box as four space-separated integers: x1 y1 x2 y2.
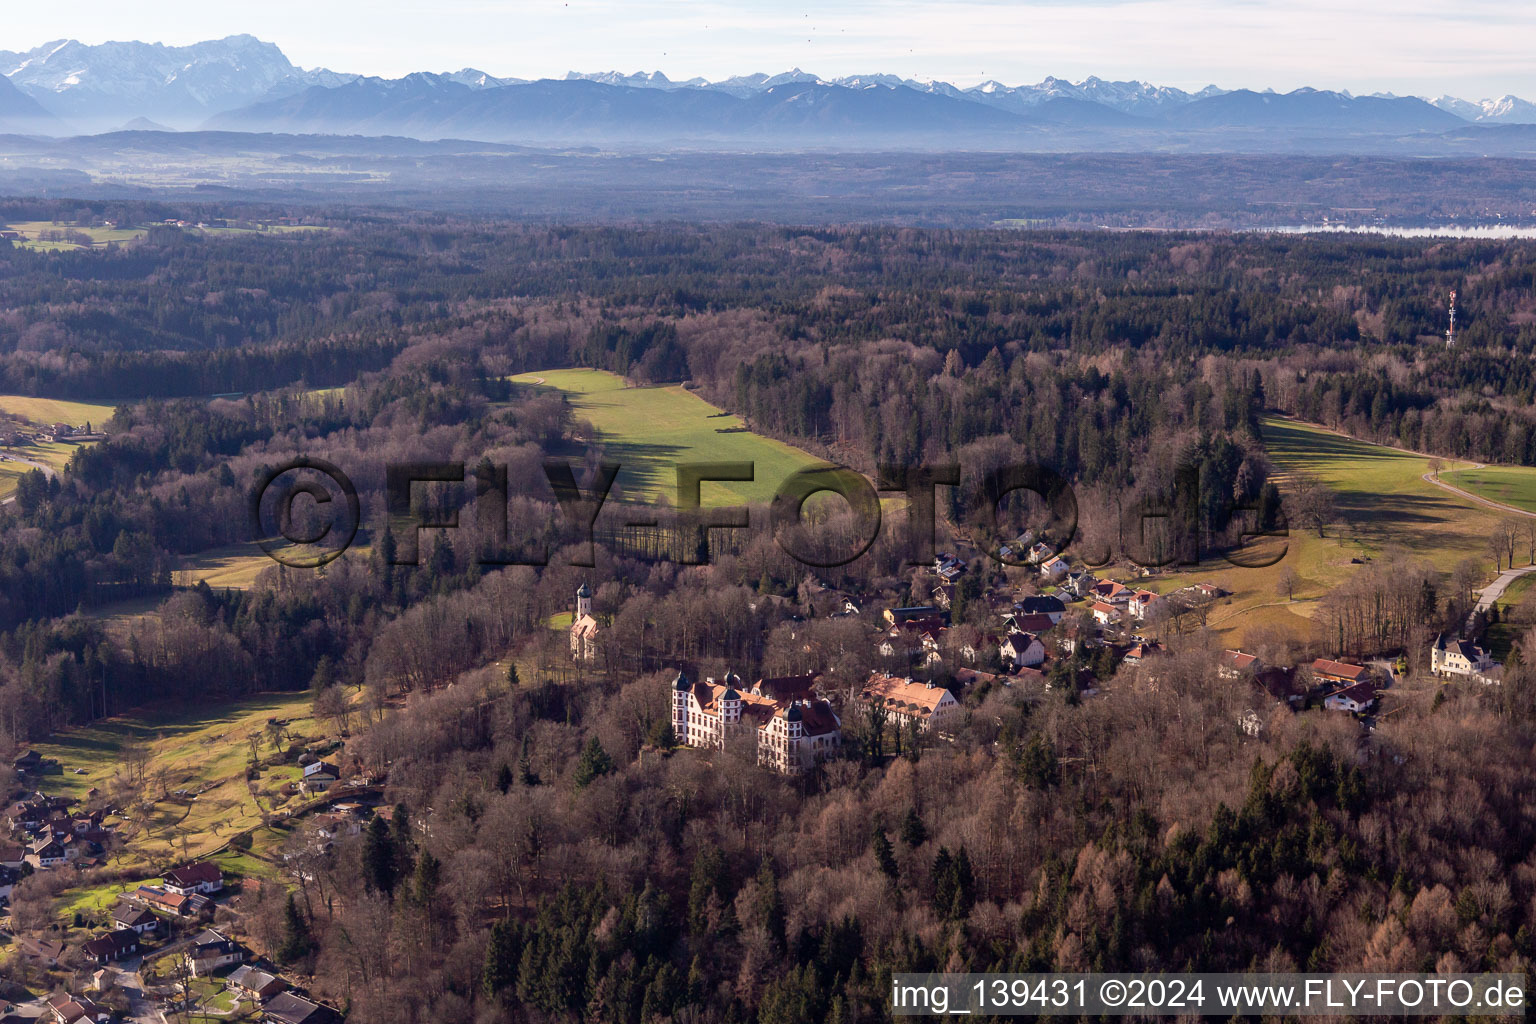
860 674 955 716
164 861 221 887
1018 595 1065 615
111 902 156 928
264 991 343 1024
1312 658 1366 680
1328 680 1378 704
1222 649 1258 671
82 928 138 959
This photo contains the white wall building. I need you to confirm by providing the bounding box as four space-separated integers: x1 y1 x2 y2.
672 671 842 775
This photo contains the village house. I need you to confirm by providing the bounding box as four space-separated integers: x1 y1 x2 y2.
228 965 288 1002
262 992 344 1024
299 760 340 794
1219 650 1262 679
45 993 111 1024
1039 555 1069 580
110 900 159 935
1430 633 1497 681
1324 680 1378 714
26 836 67 869
856 673 961 733
16 936 66 965
1062 571 1096 599
1127 589 1161 619
1007 612 1057 634
1091 578 1131 604
185 928 245 976
1090 601 1119 626
1311 658 1369 686
1123 640 1164 665
932 553 966 581
672 671 842 774
0 842 24 868
1001 631 1046 668
884 605 945 626
163 860 224 896
82 928 140 965
1025 541 1054 564
570 582 599 661
1016 594 1066 623
136 883 207 917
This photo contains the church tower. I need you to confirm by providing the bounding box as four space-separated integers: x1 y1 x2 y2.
575 581 592 619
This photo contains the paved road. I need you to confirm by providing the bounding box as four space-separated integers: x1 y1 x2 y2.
1468 565 1536 632
1424 464 1536 520
0 453 57 506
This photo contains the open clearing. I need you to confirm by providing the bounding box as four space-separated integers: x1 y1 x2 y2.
0 394 121 427
1122 417 1509 645
30 691 336 868
174 542 280 590
510 369 827 506
3 220 148 251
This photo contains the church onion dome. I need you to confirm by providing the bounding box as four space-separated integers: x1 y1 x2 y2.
576 581 592 598
721 687 741 702
673 670 690 691
723 668 742 688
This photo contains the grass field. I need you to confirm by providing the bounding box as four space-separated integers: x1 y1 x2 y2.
31 691 333 868
1439 466 1536 514
174 542 281 590
1121 417 1506 644
0 394 121 427
0 438 99 500
3 220 148 251
510 369 828 505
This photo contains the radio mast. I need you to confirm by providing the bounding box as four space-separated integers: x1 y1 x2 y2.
1446 289 1457 346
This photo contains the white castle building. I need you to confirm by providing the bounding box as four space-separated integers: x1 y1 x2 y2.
671 670 842 775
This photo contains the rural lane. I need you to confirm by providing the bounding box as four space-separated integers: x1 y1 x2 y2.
1423 464 1536 521
1468 565 1536 633
0 454 57 505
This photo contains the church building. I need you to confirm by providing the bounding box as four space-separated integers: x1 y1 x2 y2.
570 582 599 661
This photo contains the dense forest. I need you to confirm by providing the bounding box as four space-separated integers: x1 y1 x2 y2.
4 206 1536 1022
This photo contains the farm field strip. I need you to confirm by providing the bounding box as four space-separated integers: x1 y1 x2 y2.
510 368 829 506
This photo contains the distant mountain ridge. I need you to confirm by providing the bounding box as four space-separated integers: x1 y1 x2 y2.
4 34 1536 146
0 34 355 131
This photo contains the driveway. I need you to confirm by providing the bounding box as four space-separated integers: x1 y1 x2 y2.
1468 565 1536 632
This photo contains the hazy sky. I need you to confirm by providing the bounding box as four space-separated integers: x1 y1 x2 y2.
8 0 1536 99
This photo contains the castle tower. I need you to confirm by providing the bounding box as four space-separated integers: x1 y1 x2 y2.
719 680 742 729
786 701 805 772
672 670 690 739
575 581 592 619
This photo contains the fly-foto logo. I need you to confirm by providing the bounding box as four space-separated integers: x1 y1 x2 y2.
250 458 1288 569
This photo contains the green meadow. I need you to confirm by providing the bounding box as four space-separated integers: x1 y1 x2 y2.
1439 465 1536 514
510 368 828 506
0 394 120 429
30 691 335 868
1133 417 1508 644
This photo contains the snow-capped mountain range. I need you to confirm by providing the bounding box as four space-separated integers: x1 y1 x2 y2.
0 35 355 131
2 35 1536 141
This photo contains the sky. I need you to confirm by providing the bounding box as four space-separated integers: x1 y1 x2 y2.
6 0 1536 100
